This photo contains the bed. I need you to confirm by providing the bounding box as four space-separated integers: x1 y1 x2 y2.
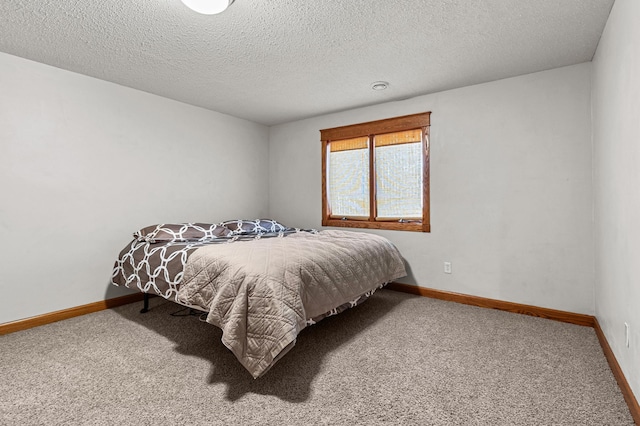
111 219 407 378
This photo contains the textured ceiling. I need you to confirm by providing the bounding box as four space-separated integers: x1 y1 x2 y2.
0 0 614 125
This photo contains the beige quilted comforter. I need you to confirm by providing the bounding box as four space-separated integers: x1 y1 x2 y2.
176 230 406 378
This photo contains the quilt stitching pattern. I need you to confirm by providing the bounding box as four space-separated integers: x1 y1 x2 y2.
111 229 311 304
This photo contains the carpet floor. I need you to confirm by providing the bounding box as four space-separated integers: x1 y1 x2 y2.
0 289 634 425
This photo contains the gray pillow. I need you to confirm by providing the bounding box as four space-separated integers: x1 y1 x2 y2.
220 219 289 235
134 223 232 243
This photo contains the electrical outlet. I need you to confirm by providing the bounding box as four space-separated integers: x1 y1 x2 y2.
444 262 452 274
625 323 630 348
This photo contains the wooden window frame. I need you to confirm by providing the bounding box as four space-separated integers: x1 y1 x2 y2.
321 112 431 232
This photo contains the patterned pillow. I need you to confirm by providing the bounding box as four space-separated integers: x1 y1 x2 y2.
134 223 232 243
220 219 289 235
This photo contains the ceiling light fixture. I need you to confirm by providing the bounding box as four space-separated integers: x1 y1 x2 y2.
181 0 235 15
371 81 389 91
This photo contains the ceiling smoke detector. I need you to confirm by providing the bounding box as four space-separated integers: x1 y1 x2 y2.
371 81 389 91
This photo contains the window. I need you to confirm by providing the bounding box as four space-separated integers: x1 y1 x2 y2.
321 112 431 232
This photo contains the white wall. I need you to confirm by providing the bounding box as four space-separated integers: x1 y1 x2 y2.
270 63 593 314
592 0 640 401
0 52 270 324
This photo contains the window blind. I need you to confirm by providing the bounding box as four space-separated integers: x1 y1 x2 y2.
328 139 370 217
374 130 423 219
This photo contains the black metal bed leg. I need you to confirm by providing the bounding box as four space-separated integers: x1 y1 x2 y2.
140 293 149 314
